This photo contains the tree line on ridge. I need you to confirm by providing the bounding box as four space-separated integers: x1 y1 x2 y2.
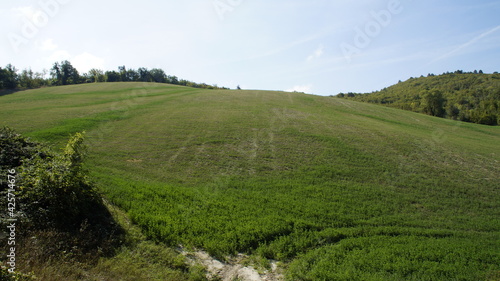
0 60 229 91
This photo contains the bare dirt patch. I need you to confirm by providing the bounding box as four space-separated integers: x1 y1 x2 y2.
180 249 284 281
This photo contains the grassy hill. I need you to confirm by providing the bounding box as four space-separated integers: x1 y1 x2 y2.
339 72 500 125
1 82 499 280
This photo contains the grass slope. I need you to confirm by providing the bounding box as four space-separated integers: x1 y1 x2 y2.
1 82 499 280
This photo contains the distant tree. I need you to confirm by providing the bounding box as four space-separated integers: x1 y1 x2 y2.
446 102 460 120
31 70 48 88
105 71 120 82
178 79 188 86
88 68 105 83
118 66 129 82
51 60 79 85
479 70 484 74
116 66 139 82
138 67 151 82
149 68 167 83
167 75 179 84
0 64 19 89
237 85 241 90
62 61 79 84
19 68 35 88
127 69 139 81
0 67 7 90
422 90 445 117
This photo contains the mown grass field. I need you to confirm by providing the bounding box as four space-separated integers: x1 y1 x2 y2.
1 82 499 280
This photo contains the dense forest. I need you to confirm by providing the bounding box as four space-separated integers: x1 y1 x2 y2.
0 61 229 91
337 71 500 125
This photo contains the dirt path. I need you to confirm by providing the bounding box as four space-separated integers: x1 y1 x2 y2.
180 249 284 281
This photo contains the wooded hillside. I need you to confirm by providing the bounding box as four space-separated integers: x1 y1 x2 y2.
338 71 500 125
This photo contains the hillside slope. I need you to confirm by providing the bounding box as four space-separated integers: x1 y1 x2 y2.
1 82 499 280
339 72 500 125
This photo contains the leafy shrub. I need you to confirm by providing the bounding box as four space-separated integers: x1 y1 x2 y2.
18 131 101 231
0 127 43 191
0 266 36 280
0 127 122 255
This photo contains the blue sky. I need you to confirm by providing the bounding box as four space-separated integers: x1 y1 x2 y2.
1 0 499 95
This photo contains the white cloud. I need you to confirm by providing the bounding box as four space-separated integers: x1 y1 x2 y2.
40 39 58 51
307 45 324 62
46 49 71 62
72 52 105 73
285 84 313 93
39 48 105 73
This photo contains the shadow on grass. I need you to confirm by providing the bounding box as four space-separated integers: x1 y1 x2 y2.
0 89 24 97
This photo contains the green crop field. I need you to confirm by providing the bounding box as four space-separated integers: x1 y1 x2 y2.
1 82 499 280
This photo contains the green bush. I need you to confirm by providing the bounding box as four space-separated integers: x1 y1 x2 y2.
1 127 122 252
0 127 42 191
18 131 100 230
0 266 36 280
